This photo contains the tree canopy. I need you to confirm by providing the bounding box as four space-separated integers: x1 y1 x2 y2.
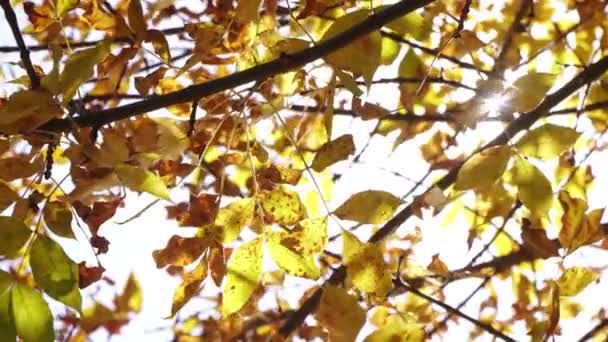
1 0 608 341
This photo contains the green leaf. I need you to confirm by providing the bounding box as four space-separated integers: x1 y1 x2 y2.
316 285 366 342
511 156 553 217
216 198 255 243
454 146 512 191
334 190 400 224
43 200 75 239
115 164 170 200
557 267 598 297
265 230 320 279
56 0 79 17
510 73 556 112
380 37 401 65
0 271 16 341
59 40 112 104
30 235 81 312
12 283 54 342
342 230 392 297
516 124 580 159
259 186 306 226
311 134 355 172
322 10 382 83
0 216 31 258
222 237 262 316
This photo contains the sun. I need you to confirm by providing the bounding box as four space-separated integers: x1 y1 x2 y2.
481 94 509 116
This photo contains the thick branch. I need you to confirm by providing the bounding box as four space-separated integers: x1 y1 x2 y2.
1 0 40 89
38 0 435 133
278 56 608 337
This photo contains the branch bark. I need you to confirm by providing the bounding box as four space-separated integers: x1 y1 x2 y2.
278 55 608 337
37 0 435 133
1 0 40 89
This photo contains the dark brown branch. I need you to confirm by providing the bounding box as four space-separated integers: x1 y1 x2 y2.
1 0 40 89
279 55 608 337
37 0 435 134
395 278 517 342
578 318 608 342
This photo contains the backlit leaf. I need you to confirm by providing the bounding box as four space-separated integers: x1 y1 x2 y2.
171 255 208 316
385 10 431 41
145 30 171 63
316 285 366 342
216 198 255 243
265 230 320 279
30 235 81 311
128 0 147 40
222 237 263 316
312 134 355 172
558 191 603 253
511 156 553 217
56 0 78 17
0 271 16 341
510 73 556 112
342 230 392 297
59 40 112 103
454 146 512 191
260 186 306 226
152 235 207 268
0 90 62 128
0 183 18 214
516 124 580 159
322 10 382 83
114 273 143 313
236 0 262 24
0 216 31 258
12 282 54 342
115 164 170 200
334 190 399 224
364 315 425 342
43 200 75 239
557 267 598 297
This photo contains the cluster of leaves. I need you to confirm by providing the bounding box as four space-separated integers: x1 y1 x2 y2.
1 0 608 341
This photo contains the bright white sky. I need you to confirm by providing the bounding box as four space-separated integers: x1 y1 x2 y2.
2 2 608 341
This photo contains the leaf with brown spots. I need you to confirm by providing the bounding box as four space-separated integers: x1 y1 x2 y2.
152 235 208 269
260 186 306 226
222 237 262 316
170 254 208 317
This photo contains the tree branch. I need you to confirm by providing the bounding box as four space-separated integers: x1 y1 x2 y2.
395 278 517 342
36 0 435 134
1 0 40 89
278 55 608 337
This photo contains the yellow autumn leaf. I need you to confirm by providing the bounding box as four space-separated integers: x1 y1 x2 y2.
364 315 425 342
236 0 262 24
259 186 307 226
334 190 399 224
56 0 78 17
557 267 598 297
509 72 556 112
516 124 580 159
114 164 170 200
91 130 130 167
0 90 61 126
342 230 392 297
216 198 255 243
558 191 603 253
222 237 262 316
511 156 553 217
316 285 366 342
385 10 431 41
128 0 147 40
454 145 512 191
152 235 207 268
265 230 320 279
171 256 208 316
322 10 382 83
59 40 112 104
145 30 171 63
312 134 355 172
